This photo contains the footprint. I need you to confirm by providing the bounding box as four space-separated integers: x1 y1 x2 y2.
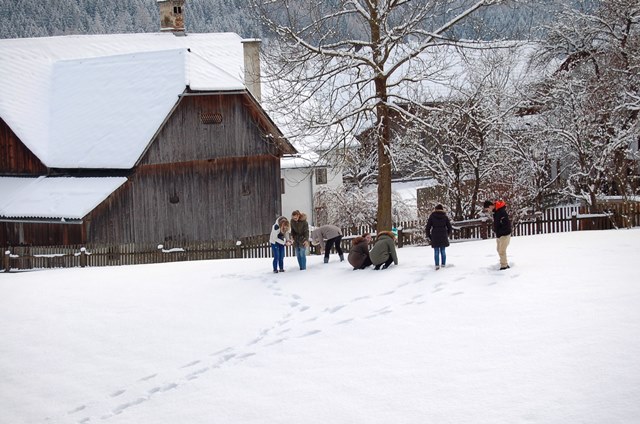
112 397 147 415
186 368 209 380
159 383 178 392
67 405 86 414
351 295 371 302
365 310 392 319
451 292 464 296
148 386 162 395
181 360 201 368
109 389 126 398
299 330 321 338
335 318 354 325
210 347 233 357
299 305 310 312
138 373 157 382
326 305 346 314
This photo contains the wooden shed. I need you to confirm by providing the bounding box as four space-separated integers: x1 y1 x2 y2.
0 33 296 246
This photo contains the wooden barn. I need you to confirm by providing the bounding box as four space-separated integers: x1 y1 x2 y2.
0 27 296 246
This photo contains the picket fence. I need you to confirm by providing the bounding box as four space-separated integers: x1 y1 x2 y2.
3 202 638 272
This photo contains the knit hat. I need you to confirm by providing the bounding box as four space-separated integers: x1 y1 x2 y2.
483 200 493 209
435 204 444 211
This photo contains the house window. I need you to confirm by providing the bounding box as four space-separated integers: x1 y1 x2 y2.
200 111 223 125
242 182 251 196
174 6 182 14
315 168 327 185
281 178 285 194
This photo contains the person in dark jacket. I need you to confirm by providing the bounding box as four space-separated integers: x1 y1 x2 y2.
425 204 453 270
348 233 373 270
290 210 309 270
483 199 512 270
369 231 399 270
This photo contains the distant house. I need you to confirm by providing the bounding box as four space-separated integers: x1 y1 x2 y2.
0 2 295 246
280 153 343 226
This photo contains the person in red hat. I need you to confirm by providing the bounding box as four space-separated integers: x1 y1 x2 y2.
483 200 512 270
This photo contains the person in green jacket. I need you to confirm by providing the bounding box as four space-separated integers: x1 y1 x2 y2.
369 231 399 270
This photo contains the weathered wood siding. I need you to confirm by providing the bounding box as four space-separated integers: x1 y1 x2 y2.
0 221 85 246
1 92 285 246
85 156 281 244
0 117 47 175
140 94 279 165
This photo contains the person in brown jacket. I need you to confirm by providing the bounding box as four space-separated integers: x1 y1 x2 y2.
290 210 309 270
310 224 344 263
348 233 372 270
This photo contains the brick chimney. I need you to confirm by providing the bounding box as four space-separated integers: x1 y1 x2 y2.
241 39 262 102
158 0 185 35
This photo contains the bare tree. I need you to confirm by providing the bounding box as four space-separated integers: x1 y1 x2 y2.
251 0 507 231
535 0 640 211
383 43 536 220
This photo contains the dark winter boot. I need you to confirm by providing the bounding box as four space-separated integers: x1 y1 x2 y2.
323 257 329 264
339 253 344 262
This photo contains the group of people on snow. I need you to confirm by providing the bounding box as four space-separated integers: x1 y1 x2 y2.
269 199 511 273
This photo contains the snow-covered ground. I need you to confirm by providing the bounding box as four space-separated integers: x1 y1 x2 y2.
1 229 639 424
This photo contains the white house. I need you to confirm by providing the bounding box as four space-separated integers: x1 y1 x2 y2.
280 153 342 226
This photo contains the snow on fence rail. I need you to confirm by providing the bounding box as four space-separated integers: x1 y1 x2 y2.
3 203 637 272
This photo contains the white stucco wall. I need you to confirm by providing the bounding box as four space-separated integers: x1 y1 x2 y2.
281 166 342 226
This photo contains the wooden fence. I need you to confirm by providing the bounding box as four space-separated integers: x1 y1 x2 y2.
3 202 638 272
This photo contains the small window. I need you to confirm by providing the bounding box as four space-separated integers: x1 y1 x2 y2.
242 182 251 196
174 6 182 14
281 178 285 194
315 168 327 185
200 111 223 125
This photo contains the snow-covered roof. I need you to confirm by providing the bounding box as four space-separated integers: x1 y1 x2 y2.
0 176 127 220
280 152 332 170
0 33 247 169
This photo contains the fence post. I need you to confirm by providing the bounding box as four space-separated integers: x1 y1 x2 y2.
397 228 404 248
571 212 578 231
3 250 10 272
80 247 87 267
480 220 489 239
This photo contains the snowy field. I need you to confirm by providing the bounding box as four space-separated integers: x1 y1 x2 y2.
1 229 639 424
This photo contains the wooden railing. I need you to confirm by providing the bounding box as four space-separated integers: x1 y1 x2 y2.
3 202 638 272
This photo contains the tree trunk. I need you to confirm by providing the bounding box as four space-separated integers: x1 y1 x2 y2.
376 98 393 231
371 10 392 233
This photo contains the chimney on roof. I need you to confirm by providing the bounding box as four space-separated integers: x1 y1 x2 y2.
158 0 185 35
241 39 262 102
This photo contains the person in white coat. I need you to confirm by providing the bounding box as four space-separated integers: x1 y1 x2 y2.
269 216 291 273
